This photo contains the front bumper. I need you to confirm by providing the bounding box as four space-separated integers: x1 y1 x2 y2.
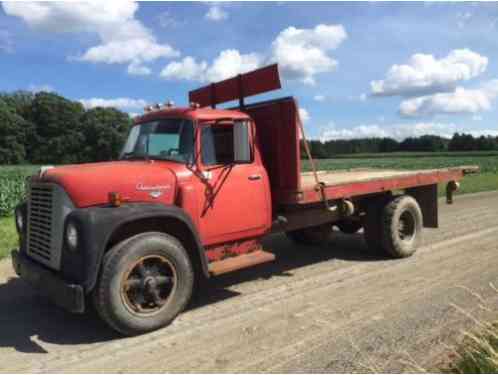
11 250 85 313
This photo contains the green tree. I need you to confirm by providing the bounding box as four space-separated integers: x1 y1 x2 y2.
29 92 85 164
79 107 132 162
379 137 399 153
0 99 32 164
0 90 34 120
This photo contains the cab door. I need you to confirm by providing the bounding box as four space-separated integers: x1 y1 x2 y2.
196 120 271 245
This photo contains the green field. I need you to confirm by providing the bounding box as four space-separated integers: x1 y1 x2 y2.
0 153 497 259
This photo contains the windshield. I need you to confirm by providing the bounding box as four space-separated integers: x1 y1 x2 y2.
121 118 195 163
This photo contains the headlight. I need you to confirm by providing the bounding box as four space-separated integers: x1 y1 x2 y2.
66 222 78 250
15 208 24 233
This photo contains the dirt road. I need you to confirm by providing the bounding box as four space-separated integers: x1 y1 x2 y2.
1 191 498 373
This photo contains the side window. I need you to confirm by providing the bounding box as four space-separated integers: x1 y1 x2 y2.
202 125 234 165
201 121 252 165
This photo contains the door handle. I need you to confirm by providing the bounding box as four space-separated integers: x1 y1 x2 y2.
248 174 261 181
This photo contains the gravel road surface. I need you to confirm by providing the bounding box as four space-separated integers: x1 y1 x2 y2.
1 191 497 373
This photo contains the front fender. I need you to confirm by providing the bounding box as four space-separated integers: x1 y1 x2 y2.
61 203 208 293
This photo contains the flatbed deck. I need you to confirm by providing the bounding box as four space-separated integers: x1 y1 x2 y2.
278 166 479 205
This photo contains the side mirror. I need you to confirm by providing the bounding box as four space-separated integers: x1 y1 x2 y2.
233 121 251 163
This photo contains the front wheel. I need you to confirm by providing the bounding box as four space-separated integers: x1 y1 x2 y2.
93 232 194 336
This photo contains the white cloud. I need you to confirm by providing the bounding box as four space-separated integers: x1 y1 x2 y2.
2 2 135 32
319 122 498 142
399 80 498 117
28 84 54 93
472 114 483 121
314 95 326 102
161 49 262 83
160 56 207 81
371 49 488 97
271 24 347 85
2 1 179 75
127 61 151 76
205 5 228 22
79 97 147 110
299 108 310 123
128 112 140 118
159 23 346 85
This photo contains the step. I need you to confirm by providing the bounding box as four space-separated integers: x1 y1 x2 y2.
208 250 276 276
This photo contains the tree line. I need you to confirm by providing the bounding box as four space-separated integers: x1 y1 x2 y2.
1 90 497 165
303 133 498 158
0 91 132 164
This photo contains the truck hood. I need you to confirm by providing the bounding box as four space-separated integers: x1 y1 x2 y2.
39 161 178 208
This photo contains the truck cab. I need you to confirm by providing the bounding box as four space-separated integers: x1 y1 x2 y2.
11 64 476 335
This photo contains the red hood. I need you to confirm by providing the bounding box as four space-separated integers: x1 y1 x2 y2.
39 161 179 208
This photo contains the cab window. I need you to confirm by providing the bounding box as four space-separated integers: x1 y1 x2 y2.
201 121 251 165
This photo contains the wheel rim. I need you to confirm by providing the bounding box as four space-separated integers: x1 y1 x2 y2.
121 255 177 316
398 210 416 242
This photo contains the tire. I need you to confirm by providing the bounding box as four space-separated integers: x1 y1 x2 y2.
336 220 362 234
93 232 194 336
286 224 333 245
381 195 423 258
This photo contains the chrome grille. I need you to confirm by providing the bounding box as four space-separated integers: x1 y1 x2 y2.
28 184 54 264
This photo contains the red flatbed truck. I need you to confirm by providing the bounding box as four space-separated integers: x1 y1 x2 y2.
11 64 478 335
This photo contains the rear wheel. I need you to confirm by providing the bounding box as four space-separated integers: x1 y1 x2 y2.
93 232 194 336
286 223 334 245
381 195 423 258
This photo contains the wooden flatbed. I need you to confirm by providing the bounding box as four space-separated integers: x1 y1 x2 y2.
278 166 479 205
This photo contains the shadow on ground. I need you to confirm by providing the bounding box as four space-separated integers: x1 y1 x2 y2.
0 232 391 353
191 232 391 308
0 276 118 353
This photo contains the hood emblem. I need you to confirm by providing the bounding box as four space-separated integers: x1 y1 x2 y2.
136 183 171 199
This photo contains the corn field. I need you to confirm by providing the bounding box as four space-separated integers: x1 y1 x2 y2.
0 166 37 217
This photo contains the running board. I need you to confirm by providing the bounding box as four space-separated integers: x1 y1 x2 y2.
208 250 276 276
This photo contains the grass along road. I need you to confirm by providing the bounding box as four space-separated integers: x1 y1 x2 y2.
446 318 498 373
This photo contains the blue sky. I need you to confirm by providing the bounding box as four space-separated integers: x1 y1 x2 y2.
1 1 498 141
